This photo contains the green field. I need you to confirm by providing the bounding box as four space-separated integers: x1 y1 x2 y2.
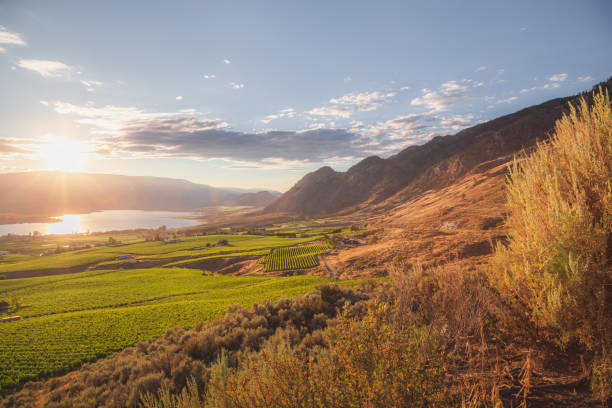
261 244 331 272
0 226 350 390
0 234 327 278
0 268 329 390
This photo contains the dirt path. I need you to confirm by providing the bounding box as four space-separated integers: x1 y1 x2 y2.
318 251 334 278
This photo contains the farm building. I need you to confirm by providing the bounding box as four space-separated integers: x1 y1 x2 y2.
0 300 9 313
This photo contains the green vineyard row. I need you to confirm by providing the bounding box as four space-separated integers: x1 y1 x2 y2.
260 244 330 272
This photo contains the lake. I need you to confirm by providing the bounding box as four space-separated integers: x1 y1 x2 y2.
0 210 204 236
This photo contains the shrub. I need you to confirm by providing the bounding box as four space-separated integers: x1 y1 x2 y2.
491 88 612 351
203 303 446 408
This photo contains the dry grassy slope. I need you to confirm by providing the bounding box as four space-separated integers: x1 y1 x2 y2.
326 157 511 279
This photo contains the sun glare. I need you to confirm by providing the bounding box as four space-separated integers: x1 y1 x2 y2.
41 137 88 172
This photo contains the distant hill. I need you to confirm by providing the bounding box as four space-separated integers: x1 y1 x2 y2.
0 172 267 216
266 78 612 215
231 191 280 207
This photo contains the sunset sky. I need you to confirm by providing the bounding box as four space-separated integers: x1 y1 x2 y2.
1 0 611 191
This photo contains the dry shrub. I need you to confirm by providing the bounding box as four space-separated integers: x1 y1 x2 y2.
203 303 446 408
389 260 499 347
491 88 612 350
491 88 612 401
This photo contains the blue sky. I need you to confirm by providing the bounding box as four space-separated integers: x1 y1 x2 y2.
1 0 611 191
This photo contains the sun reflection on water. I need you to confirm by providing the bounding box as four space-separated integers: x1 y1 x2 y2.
48 214 82 234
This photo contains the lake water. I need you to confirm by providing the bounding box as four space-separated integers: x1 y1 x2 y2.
0 210 204 236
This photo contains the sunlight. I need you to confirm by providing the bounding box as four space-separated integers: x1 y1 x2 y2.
40 137 88 172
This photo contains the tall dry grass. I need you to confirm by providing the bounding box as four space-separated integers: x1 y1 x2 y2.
491 88 612 401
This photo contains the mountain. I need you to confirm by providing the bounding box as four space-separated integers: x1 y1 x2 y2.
231 191 280 207
0 172 257 216
266 78 612 215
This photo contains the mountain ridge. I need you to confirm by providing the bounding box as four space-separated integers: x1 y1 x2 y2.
0 171 277 217
265 78 612 215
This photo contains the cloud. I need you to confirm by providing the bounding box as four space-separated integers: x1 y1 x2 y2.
520 27 527 32
175 96 183 100
476 66 487 72
51 101 435 164
498 96 518 104
0 138 35 156
79 79 103 91
548 73 568 82
400 86 410 91
520 82 561 93
439 114 474 130
308 91 395 118
578 75 594 82
80 79 103 87
203 74 216 79
261 108 296 124
344 76 352 83
223 59 231 64
0 47 5 53
229 82 244 89
0 26 26 46
411 80 481 113
53 102 227 135
40 100 49 106
17 59 71 78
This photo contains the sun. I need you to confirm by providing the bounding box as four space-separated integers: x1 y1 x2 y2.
41 137 88 172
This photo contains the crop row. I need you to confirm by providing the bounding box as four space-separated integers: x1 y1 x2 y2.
260 244 330 272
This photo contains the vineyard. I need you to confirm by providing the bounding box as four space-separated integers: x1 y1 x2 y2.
260 244 330 272
0 270 328 390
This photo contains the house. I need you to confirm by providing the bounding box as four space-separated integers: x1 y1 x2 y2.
0 300 9 313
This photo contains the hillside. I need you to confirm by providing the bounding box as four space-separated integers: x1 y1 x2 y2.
0 172 264 218
231 190 280 207
266 78 612 215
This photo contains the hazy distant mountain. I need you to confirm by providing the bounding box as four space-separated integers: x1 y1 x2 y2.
266 78 612 215
0 172 267 216
231 191 280 207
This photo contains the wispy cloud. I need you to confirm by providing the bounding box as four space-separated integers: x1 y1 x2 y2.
175 96 183 100
203 74 216 79
261 108 296 124
308 91 395 118
548 73 568 82
223 59 231 64
411 80 481 113
79 79 103 92
229 82 244 89
520 74 568 93
439 114 475 130
17 59 71 78
0 47 5 53
578 75 594 82
476 66 487 72
0 26 26 46
53 102 227 135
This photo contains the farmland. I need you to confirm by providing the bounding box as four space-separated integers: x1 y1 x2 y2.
260 244 331 272
0 268 330 390
0 232 334 278
0 224 354 391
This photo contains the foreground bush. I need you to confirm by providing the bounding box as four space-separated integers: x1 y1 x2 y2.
492 89 612 398
200 304 445 408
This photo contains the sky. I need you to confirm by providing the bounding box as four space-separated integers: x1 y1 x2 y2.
0 1 611 192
